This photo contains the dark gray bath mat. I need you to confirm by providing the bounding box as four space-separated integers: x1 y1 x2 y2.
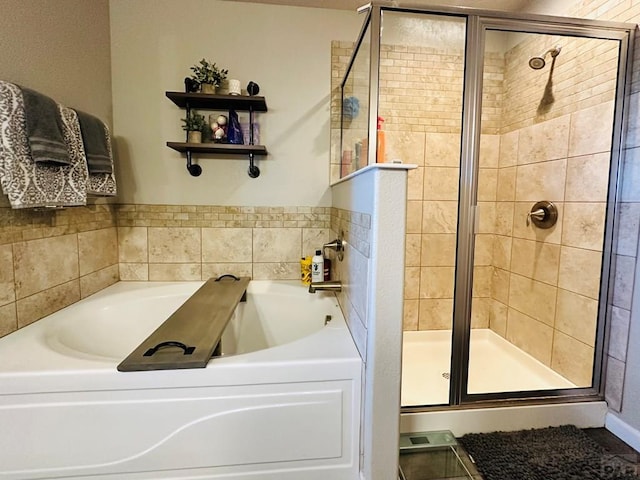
459 425 639 480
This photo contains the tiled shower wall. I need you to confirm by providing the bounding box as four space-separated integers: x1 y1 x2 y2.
0 197 118 338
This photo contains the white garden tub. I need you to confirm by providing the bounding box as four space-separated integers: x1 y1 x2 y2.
0 281 362 480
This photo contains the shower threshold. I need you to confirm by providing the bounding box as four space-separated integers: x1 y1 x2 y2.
402 328 575 406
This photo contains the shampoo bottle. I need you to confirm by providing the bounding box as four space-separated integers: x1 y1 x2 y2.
376 116 385 163
311 250 324 283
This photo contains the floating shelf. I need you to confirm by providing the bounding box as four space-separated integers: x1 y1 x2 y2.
166 142 268 156
165 91 267 112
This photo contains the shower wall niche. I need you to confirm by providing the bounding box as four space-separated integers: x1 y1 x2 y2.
332 5 632 407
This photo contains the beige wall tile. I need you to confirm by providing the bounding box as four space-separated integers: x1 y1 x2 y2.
491 268 510 305
551 331 594 387
80 264 119 298
0 303 17 338
148 227 201 263
565 153 610 202
474 234 493 266
568 101 614 157
616 203 640 257
517 114 570 164
479 135 500 168
477 202 496 234
495 202 515 236
148 263 201 281
421 234 456 267
558 246 602 299
252 262 299 280
508 273 557 326
78 227 117 276
418 299 452 330
473 266 493 298
422 201 457 234
515 159 567 202
518 115 570 165
407 167 424 200
489 300 508 337
119 263 149 281
406 201 423 234
510 238 560 285
202 228 252 263
613 254 635 310
420 266 454 299
405 266 420 299
405 234 422 267
423 167 460 201
387 131 426 165
493 235 512 270
496 166 516 201
555 289 598 347
499 130 518 167
253 228 301 263
609 306 630 362
13 234 79 299
117 226 148 263
425 133 460 167
0 244 15 306
403 299 419 331
16 280 80 328
512 202 563 244
506 308 553 365
561 203 606 251
202 263 253 280
471 297 491 328
478 168 498 201
302 228 331 258
605 356 625 413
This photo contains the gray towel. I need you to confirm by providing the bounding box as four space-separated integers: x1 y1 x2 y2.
75 110 113 174
20 87 70 166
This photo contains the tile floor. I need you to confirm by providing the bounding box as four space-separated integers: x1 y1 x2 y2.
398 428 639 480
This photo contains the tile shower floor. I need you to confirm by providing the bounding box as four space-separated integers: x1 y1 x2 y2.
402 329 575 406
399 428 639 480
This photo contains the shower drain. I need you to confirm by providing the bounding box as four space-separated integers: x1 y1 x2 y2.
442 372 450 380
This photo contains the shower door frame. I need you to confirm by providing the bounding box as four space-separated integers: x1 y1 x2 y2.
356 3 635 410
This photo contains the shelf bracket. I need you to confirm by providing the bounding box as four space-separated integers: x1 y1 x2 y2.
186 150 202 176
247 106 260 178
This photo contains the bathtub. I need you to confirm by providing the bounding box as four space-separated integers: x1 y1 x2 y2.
0 281 362 480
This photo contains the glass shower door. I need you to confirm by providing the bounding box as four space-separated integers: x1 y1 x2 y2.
466 28 622 398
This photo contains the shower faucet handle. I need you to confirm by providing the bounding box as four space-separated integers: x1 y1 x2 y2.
526 208 546 226
527 201 558 229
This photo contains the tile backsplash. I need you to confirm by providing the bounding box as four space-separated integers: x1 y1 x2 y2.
0 202 333 339
0 201 118 337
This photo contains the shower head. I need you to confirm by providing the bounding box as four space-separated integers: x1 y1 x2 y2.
528 46 562 70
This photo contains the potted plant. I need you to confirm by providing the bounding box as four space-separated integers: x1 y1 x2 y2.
181 111 207 143
189 58 228 94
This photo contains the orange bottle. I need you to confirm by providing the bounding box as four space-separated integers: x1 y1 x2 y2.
377 116 385 163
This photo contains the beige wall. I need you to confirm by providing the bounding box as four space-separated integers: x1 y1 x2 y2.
110 0 361 206
0 0 116 338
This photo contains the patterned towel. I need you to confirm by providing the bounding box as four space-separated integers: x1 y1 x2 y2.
0 81 87 209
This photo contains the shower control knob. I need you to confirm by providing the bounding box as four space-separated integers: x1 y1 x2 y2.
527 201 558 229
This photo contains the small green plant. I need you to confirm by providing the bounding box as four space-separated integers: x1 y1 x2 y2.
189 58 228 87
181 111 207 133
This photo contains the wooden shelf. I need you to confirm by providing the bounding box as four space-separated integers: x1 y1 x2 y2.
166 91 267 112
166 142 268 156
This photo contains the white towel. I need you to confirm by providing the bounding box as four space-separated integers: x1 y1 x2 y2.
0 81 87 209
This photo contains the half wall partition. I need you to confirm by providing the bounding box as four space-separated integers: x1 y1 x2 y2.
336 2 634 409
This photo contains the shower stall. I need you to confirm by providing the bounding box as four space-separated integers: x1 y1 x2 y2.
334 3 634 409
